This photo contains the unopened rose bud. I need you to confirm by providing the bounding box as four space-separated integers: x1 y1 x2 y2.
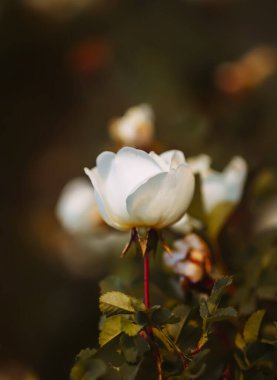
163 233 212 284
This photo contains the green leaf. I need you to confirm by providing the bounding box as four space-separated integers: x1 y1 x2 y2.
82 360 107 380
152 327 175 352
207 201 235 239
120 334 149 364
206 307 237 323
71 356 107 380
166 304 191 343
177 322 202 353
188 349 210 378
212 276 233 293
121 318 143 336
234 352 249 371
135 311 149 326
199 298 209 319
99 292 145 316
243 310 266 345
150 306 180 326
120 334 140 364
235 333 246 351
99 315 123 347
119 362 142 380
208 276 233 313
75 348 97 361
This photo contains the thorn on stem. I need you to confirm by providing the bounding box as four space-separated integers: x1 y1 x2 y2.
159 233 173 256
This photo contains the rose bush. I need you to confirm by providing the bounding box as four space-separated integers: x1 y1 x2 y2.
84 147 195 231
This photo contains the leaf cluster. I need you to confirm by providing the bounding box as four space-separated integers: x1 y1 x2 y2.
71 277 250 380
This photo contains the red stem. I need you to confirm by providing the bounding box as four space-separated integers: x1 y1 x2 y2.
144 252 150 309
143 248 163 379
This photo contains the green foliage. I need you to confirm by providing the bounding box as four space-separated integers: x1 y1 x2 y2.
99 291 146 316
243 310 266 345
231 246 277 315
149 305 180 326
120 334 150 364
71 202 277 380
200 277 237 337
71 257 277 380
99 315 125 347
70 349 107 380
234 310 277 379
166 304 191 343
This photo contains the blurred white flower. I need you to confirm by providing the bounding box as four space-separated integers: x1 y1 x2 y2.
202 156 247 213
109 104 154 148
85 147 195 231
56 177 104 235
163 234 211 283
188 155 247 214
168 154 210 235
171 214 203 235
55 177 129 275
169 155 247 236
187 154 211 176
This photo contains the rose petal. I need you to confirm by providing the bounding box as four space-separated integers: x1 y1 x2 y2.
224 156 247 202
86 147 163 227
160 150 186 169
202 172 226 213
84 167 124 229
149 151 169 171
94 189 129 231
187 154 211 175
126 164 195 228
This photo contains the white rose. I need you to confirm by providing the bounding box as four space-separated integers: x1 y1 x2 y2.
201 156 247 213
84 147 195 231
171 155 247 235
109 104 154 148
188 155 247 213
56 177 104 235
186 154 211 176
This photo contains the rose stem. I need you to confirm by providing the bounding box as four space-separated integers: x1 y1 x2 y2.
143 252 150 309
143 244 163 380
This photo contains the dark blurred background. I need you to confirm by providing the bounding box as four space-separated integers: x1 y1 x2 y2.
1 0 277 379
